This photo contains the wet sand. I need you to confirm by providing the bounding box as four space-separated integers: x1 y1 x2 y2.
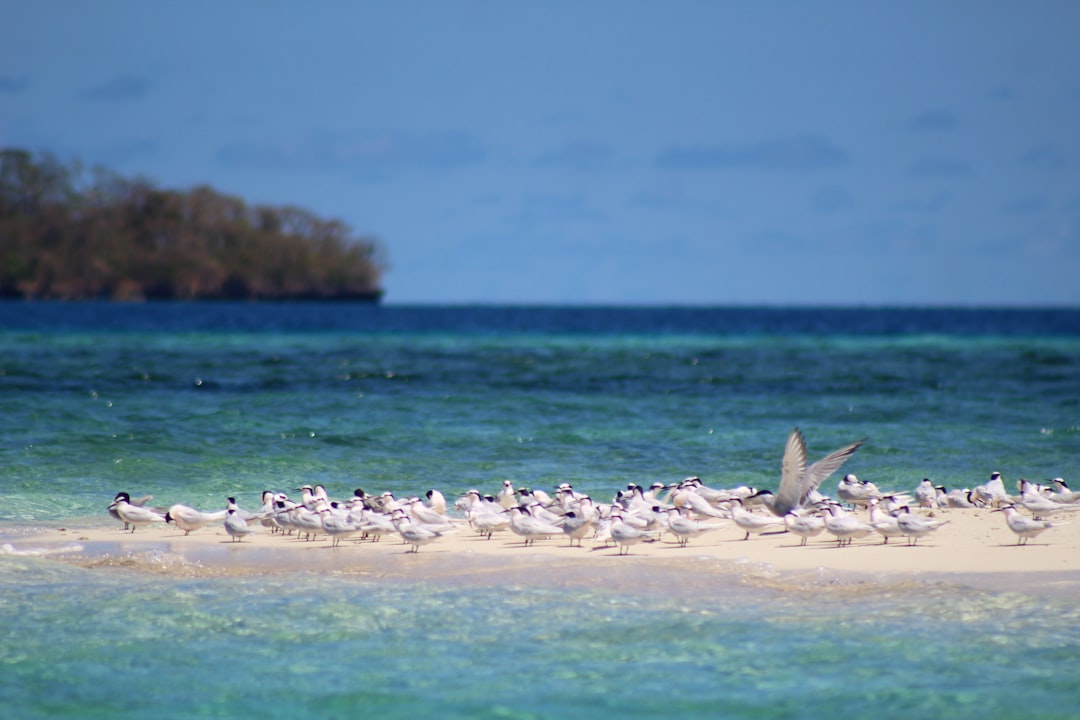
5 504 1080 597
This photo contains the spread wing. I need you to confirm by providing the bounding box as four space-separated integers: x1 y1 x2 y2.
774 428 865 516
803 437 865 499
774 428 809 516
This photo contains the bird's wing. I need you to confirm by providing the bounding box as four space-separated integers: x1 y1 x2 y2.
774 428 809 515
776 429 865 515
802 438 866 501
125 505 166 522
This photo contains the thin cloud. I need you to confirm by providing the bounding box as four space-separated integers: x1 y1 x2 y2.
217 130 487 173
1000 193 1047 215
1018 144 1067 171
894 192 952 213
0 74 29 93
533 140 615 171
738 229 809 255
98 138 159 165
989 84 1016 101
506 192 607 225
84 75 151 102
810 185 854 213
627 183 686 210
908 156 971 178
656 134 848 171
909 110 958 131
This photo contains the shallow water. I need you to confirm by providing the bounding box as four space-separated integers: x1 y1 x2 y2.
2 304 1078 524
2 303 1079 718
2 551 1078 720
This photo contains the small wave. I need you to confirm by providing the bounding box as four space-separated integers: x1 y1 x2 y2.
76 548 206 576
0 542 85 557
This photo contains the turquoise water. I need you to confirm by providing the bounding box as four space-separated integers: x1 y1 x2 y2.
2 556 1078 719
2 303 1080 718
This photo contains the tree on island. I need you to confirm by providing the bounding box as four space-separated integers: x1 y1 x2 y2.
0 148 386 301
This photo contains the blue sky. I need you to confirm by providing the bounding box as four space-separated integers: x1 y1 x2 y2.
3 1 1079 305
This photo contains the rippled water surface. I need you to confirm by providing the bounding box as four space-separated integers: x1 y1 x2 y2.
2 304 1078 523
2 553 1078 720
2 303 1079 718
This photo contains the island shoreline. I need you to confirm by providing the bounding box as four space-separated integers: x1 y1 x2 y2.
5 509 1079 599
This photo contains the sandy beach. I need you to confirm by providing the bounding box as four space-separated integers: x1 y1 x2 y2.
8 503 1080 597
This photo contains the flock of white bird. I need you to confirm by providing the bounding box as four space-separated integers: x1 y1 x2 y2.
106 428 1076 553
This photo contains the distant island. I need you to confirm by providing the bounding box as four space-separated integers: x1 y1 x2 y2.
0 148 385 302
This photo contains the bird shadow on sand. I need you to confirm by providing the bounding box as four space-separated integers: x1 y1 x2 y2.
398 548 454 554
586 545 617 553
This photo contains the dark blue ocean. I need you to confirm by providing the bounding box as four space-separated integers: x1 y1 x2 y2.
2 303 1079 719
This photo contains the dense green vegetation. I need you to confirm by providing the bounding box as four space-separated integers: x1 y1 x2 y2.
0 148 385 301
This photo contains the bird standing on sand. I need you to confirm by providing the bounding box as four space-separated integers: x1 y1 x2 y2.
730 499 786 540
1048 478 1080 504
820 503 874 546
837 473 882 509
665 507 726 547
943 488 977 509
224 508 256 542
318 504 362 547
994 504 1067 545
561 509 597 547
108 492 163 531
425 489 448 515
165 503 228 535
108 493 167 533
497 480 517 509
608 509 656 555
894 507 949 546
783 512 825 546
355 508 398 542
867 499 904 545
1019 485 1080 520
507 506 564 547
915 479 939 509
974 472 1010 508
391 511 450 552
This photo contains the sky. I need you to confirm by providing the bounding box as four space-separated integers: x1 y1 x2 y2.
2 1 1079 306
